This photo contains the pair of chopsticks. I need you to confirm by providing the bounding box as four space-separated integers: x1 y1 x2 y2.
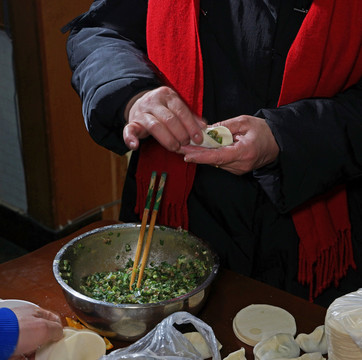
129 171 167 289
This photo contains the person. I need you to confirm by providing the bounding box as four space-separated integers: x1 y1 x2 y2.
0 305 63 360
63 0 362 306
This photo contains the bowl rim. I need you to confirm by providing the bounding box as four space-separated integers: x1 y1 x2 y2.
53 223 220 309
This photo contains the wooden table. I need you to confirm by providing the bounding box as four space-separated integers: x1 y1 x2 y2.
0 220 327 359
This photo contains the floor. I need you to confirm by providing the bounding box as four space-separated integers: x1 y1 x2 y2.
0 236 28 264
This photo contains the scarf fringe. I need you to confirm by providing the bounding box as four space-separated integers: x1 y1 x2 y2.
157 202 189 230
135 173 189 230
298 229 356 302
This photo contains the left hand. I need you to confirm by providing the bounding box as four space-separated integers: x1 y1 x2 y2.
10 305 63 359
181 115 279 175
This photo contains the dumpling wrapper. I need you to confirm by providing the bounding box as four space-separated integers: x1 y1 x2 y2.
223 347 246 360
183 331 222 359
35 327 106 360
233 304 297 346
36 328 74 360
277 352 326 360
295 325 327 354
253 333 300 360
190 125 233 148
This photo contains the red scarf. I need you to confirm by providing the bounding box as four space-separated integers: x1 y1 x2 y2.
136 0 361 300
135 0 202 230
278 1 361 300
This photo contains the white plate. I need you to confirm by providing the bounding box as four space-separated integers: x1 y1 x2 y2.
0 299 39 309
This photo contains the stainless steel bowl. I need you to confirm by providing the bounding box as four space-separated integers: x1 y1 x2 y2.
53 223 219 341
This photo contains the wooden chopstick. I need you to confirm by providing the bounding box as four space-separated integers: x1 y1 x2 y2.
136 172 167 289
129 171 157 290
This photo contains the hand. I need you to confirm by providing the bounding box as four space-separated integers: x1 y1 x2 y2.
10 305 63 358
123 86 205 151
182 115 279 175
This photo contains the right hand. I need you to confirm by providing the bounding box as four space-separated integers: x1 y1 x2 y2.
123 86 205 151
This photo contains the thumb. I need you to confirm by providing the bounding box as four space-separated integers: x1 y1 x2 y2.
123 123 145 150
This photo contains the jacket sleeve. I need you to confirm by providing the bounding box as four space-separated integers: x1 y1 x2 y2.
64 0 161 155
0 307 19 360
254 79 362 213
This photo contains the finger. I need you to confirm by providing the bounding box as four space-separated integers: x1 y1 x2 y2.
177 143 205 155
29 318 64 344
123 123 142 150
34 308 61 324
133 112 184 152
37 318 63 343
183 146 234 166
15 318 63 356
165 95 204 145
149 105 191 145
182 143 250 175
140 86 203 144
196 117 208 128
43 319 64 342
24 318 63 352
219 115 251 134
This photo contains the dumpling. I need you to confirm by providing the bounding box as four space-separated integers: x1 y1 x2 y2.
223 348 246 360
295 325 327 354
183 332 222 359
277 352 326 360
253 333 300 360
190 126 233 148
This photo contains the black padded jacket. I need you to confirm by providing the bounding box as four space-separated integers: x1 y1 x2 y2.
64 0 362 306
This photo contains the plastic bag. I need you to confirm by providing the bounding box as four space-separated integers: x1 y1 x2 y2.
100 311 222 360
325 288 362 359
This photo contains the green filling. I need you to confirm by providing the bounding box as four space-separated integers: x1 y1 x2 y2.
207 129 222 144
77 256 208 304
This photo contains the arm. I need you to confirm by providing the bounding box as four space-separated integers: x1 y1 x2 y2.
1 305 63 359
254 79 362 212
65 0 161 155
0 308 18 360
182 80 362 213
